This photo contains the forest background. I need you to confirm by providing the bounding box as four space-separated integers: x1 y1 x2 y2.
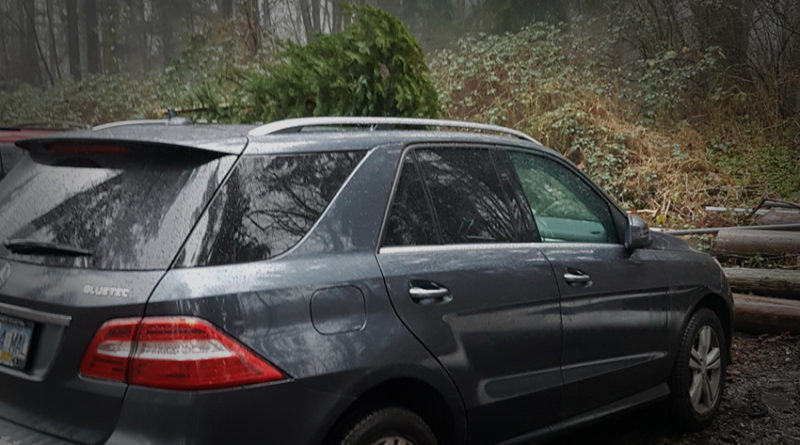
1 0 798 228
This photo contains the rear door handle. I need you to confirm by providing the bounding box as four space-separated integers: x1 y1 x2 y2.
564 269 592 287
409 281 452 305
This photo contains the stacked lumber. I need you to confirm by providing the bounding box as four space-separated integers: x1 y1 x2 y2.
710 227 800 334
724 268 800 299
733 294 800 335
712 229 800 258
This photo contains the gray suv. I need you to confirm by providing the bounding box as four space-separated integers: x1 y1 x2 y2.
0 117 732 445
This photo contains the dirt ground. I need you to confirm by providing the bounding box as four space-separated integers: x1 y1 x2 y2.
550 333 800 444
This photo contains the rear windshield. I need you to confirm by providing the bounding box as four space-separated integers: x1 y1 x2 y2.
0 151 234 270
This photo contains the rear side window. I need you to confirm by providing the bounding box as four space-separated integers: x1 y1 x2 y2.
415 147 525 244
0 151 233 270
178 151 364 267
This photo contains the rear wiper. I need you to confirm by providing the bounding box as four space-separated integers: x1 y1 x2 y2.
4 239 92 256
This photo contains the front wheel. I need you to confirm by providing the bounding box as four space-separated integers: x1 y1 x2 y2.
669 308 728 431
339 407 438 445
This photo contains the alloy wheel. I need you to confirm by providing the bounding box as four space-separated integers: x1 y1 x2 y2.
688 324 722 414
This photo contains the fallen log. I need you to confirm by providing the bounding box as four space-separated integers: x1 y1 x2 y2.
724 268 800 300
755 210 800 226
734 294 800 335
712 229 800 258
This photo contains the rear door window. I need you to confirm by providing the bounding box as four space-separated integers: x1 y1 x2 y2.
414 147 527 244
177 151 364 266
0 150 234 269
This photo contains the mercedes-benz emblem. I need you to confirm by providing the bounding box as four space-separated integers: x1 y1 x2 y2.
0 261 10 288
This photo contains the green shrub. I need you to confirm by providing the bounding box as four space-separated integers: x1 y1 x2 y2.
202 5 439 122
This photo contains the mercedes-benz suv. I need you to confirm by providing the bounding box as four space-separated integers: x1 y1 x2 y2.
0 117 732 444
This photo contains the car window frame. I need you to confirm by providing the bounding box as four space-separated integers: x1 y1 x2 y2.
378 143 540 250
499 145 626 245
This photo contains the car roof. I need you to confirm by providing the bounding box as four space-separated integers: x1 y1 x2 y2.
14 122 558 157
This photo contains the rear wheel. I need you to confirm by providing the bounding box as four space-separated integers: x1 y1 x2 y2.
339 407 438 445
669 308 727 431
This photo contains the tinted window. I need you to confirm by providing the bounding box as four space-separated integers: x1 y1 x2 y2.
384 155 439 246
0 144 24 177
178 151 364 266
0 152 233 269
508 152 617 243
416 148 523 244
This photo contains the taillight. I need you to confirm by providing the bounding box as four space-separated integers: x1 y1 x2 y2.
80 317 284 390
79 318 138 382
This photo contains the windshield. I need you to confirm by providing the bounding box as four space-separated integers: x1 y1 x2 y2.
0 151 234 270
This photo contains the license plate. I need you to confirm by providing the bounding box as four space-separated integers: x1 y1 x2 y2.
0 314 34 370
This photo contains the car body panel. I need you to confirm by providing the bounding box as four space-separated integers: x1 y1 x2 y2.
136 142 468 443
539 243 670 417
0 259 163 443
649 233 733 357
378 244 562 445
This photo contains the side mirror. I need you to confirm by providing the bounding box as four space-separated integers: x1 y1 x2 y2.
625 214 651 250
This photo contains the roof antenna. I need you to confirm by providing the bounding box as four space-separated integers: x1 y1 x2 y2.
165 108 190 126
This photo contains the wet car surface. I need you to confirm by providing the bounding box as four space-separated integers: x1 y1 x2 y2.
0 118 733 445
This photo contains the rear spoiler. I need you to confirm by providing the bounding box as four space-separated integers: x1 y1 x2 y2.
15 138 236 159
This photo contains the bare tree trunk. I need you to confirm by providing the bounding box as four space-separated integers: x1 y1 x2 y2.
298 0 315 42
689 0 753 79
66 0 80 80
188 0 194 34
310 0 320 34
0 1 10 80
218 0 233 19
45 0 62 80
283 0 304 42
84 0 100 74
21 0 53 85
262 0 272 29
245 0 261 56
331 0 343 32
100 2 119 73
156 1 183 67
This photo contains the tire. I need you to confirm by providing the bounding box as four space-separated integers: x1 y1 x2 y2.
668 308 728 431
339 407 438 445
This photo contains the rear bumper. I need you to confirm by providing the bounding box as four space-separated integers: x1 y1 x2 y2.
0 417 74 445
2 380 353 445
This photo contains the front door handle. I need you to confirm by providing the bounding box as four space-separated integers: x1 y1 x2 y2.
409 281 452 305
564 269 592 287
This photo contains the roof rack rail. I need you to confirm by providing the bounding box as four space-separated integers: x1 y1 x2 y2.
248 117 541 144
93 117 190 131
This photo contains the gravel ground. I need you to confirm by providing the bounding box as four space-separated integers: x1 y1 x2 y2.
549 333 800 444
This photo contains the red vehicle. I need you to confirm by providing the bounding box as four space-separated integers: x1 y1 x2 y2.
0 122 87 179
